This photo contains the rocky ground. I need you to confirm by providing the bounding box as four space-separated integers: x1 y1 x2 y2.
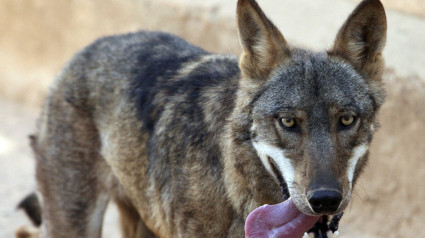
1 0 425 237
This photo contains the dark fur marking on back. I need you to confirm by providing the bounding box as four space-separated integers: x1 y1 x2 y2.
129 32 208 133
147 56 240 171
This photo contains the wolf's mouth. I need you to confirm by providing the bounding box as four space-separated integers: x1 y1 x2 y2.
266 156 344 237
267 156 290 200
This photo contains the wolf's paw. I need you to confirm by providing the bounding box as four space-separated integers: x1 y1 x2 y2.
15 225 40 238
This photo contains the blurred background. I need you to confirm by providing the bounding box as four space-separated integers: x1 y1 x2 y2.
1 0 424 237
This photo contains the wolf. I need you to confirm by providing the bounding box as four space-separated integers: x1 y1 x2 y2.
18 0 386 237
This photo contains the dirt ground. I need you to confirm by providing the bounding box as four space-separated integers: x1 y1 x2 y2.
1 0 425 237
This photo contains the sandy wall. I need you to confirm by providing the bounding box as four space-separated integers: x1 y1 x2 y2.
0 0 239 107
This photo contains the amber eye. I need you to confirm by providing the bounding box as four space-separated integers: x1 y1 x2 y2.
340 115 356 127
280 117 296 128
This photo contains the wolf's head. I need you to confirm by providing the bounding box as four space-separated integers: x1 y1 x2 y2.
233 0 386 216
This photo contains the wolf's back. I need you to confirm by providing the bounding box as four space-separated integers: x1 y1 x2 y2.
56 31 240 132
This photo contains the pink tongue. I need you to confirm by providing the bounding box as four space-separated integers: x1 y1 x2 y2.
245 199 319 238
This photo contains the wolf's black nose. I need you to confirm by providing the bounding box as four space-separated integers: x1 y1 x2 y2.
308 190 342 214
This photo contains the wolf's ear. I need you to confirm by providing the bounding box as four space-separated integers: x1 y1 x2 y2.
237 0 290 80
330 0 387 81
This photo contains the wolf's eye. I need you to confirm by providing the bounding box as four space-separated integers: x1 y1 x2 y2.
340 115 356 127
280 117 296 128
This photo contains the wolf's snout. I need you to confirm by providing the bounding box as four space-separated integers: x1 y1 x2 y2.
307 190 342 214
